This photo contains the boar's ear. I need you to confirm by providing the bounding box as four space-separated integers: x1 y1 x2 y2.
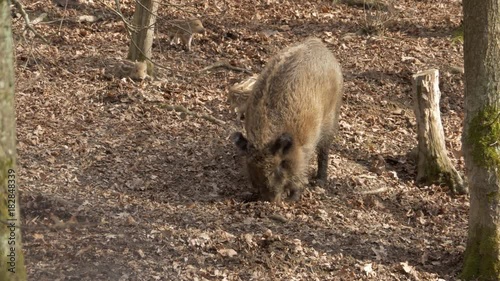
271 133 293 155
231 132 249 152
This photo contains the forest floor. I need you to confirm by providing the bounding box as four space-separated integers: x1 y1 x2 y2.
14 0 467 280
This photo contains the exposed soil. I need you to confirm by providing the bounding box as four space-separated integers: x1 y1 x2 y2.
14 0 467 280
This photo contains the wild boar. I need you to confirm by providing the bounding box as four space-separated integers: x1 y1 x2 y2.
166 18 205 51
232 37 343 202
228 74 259 121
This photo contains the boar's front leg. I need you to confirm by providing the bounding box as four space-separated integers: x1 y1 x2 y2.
315 144 330 187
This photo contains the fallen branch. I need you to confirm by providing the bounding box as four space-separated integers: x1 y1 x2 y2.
341 0 389 11
155 0 197 15
11 0 49 43
154 103 226 125
0 218 100 231
357 187 388 195
269 214 288 223
199 60 252 74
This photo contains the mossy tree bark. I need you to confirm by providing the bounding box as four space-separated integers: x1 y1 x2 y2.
0 0 27 280
461 0 500 279
126 0 158 75
412 69 466 195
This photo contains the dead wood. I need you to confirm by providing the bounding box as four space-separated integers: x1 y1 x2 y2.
341 0 389 11
412 69 466 194
11 0 49 43
357 187 388 195
150 102 226 125
199 60 252 74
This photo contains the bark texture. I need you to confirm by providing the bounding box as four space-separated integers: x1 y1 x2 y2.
462 0 500 279
0 0 27 279
126 0 158 75
412 69 466 194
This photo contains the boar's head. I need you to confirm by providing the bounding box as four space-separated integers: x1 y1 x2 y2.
232 132 300 202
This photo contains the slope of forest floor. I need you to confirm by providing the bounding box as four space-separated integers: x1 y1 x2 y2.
14 0 467 280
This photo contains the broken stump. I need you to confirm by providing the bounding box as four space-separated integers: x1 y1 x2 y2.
412 69 467 194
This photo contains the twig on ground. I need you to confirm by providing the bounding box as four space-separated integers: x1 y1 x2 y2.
11 0 49 43
153 103 226 125
199 60 252 74
0 218 100 231
357 187 388 195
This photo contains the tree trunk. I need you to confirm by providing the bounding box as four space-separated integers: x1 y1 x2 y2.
127 0 158 76
0 0 27 280
412 69 466 194
461 0 500 279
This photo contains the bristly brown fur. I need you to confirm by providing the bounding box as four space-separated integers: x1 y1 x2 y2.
234 37 343 202
166 18 205 51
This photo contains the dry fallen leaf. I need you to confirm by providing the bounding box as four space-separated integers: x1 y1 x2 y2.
75 246 92 257
363 263 374 275
371 245 387 261
50 213 63 226
137 249 145 258
127 215 137 225
400 261 414 274
263 229 273 238
217 248 237 257
217 230 236 240
33 233 44 241
199 232 210 240
105 233 118 239
243 233 255 247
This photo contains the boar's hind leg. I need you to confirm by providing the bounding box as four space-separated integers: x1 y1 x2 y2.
315 143 330 187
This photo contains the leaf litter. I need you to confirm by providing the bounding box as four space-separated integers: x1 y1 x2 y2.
16 0 466 280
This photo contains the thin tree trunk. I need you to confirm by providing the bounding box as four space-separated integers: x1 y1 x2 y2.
461 0 500 279
127 0 158 75
412 69 466 194
0 0 27 280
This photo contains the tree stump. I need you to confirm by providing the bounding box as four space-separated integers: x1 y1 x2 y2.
412 69 467 194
